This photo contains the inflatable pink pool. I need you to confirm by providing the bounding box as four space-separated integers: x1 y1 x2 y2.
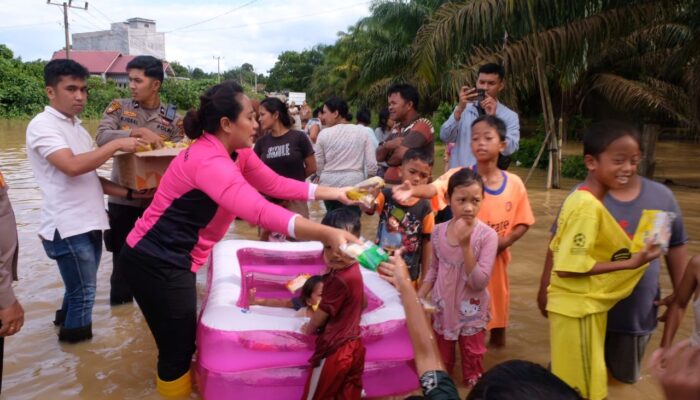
196 240 419 399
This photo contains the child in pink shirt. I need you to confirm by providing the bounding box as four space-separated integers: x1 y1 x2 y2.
417 168 498 387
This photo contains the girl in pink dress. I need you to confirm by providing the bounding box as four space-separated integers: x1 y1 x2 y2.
417 168 498 387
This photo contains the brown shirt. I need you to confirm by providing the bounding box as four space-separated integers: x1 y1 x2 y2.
383 117 434 184
0 172 19 308
96 99 184 206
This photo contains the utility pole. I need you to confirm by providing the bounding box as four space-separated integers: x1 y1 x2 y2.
47 0 89 60
213 56 223 83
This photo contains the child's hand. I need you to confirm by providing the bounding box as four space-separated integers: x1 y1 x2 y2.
377 250 412 288
453 218 474 248
391 181 414 203
655 292 676 322
632 241 662 268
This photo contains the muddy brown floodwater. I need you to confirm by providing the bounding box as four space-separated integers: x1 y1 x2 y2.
1 119 698 399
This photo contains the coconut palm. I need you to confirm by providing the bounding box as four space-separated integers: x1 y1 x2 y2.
413 0 699 185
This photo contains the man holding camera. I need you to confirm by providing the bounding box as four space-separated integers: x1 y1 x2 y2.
440 63 519 169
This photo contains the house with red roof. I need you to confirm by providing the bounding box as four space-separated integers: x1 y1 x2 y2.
50 50 176 87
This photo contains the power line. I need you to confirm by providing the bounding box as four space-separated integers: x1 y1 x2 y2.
71 10 108 31
169 0 371 35
0 21 62 30
88 3 114 24
165 0 260 33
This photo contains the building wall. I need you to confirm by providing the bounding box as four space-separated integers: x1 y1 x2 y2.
72 20 165 59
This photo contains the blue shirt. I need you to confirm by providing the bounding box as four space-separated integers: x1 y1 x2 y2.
439 102 520 169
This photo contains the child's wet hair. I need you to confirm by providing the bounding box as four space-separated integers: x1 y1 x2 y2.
466 360 583 400
447 168 484 198
471 115 506 141
321 208 361 237
299 275 323 306
583 120 641 158
402 148 433 166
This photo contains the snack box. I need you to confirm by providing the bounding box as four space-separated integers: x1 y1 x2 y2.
114 147 183 190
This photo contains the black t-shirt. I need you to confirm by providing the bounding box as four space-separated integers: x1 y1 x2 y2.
253 130 314 182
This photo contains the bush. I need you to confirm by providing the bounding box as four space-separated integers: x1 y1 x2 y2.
561 155 587 180
513 132 549 169
430 102 454 143
82 77 129 118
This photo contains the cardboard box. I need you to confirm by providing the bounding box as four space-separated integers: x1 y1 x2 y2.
114 148 183 190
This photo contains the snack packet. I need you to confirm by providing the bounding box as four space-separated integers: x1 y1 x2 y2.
346 177 385 208
286 273 311 293
634 210 676 254
340 239 389 272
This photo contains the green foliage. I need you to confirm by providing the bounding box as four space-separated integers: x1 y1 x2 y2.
0 44 13 60
169 61 189 78
0 56 45 118
267 49 324 92
513 132 549 170
81 77 129 118
429 102 454 143
161 78 218 111
561 155 588 180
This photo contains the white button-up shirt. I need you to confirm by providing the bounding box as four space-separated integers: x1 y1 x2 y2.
26 106 109 239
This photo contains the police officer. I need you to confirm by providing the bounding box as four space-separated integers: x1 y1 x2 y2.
96 55 184 306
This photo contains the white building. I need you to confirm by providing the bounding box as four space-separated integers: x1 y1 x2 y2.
72 18 165 60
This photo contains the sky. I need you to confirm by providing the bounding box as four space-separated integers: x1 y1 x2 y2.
0 0 371 74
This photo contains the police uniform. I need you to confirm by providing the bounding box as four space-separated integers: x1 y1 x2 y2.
95 99 184 305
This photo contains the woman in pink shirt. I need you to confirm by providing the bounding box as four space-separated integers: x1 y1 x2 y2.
119 81 358 397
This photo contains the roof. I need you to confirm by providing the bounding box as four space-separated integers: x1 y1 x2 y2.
50 51 175 77
51 50 121 74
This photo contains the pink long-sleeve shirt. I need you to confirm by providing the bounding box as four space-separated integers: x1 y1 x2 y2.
425 220 498 339
127 133 312 272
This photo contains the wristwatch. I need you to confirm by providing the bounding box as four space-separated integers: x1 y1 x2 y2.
126 188 134 201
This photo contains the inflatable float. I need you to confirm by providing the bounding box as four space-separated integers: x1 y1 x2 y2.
196 240 419 399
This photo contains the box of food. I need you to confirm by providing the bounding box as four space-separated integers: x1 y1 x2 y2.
114 147 183 190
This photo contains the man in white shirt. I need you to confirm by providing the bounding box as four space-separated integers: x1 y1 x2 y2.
26 59 146 343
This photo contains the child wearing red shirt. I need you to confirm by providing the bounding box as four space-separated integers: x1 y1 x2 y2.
302 208 366 399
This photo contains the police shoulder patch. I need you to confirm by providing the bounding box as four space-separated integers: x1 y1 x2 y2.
106 100 122 114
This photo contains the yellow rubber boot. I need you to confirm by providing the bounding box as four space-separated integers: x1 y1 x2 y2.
157 369 192 397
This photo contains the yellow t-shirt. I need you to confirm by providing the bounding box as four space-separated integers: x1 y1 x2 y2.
547 189 648 318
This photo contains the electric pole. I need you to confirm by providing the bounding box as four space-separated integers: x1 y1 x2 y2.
47 0 89 60
213 56 223 83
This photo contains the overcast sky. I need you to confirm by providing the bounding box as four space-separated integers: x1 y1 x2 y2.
0 0 371 74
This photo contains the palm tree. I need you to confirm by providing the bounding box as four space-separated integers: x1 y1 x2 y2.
309 0 449 108
412 0 699 186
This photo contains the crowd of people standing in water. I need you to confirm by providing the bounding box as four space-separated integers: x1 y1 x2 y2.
0 55 699 400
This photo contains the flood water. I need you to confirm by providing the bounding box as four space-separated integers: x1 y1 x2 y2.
1 118 699 399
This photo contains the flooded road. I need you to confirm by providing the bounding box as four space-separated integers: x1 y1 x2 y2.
1 119 699 399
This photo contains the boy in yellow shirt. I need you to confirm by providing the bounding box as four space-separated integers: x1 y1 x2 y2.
547 121 661 400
